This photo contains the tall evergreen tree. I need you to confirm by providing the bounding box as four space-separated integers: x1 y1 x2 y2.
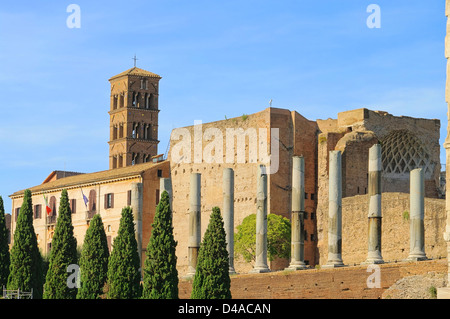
43 189 78 299
191 206 231 299
77 214 109 299
106 206 141 299
142 191 178 299
7 189 43 298
0 196 10 294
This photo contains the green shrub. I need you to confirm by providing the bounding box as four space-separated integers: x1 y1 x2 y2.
234 213 291 263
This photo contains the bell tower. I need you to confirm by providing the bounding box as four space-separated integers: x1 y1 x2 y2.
108 66 161 169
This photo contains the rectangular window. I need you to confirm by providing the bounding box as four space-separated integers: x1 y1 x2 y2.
310 193 315 201
311 212 316 220
127 190 132 206
34 205 42 219
70 199 76 214
304 193 308 199
105 193 114 209
15 208 20 222
310 234 316 241
157 169 163 177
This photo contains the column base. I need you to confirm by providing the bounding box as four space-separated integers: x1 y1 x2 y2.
284 262 308 271
322 261 345 268
229 267 237 275
249 266 270 274
405 255 428 262
362 259 384 265
362 253 384 264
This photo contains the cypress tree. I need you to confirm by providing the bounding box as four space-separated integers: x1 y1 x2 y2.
7 189 43 298
106 206 141 299
142 191 178 299
77 214 109 299
191 206 231 299
43 189 78 299
0 196 10 294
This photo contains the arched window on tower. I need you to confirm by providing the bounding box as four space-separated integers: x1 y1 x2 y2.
119 123 124 138
118 154 123 168
146 124 151 140
132 153 139 165
150 93 157 109
132 122 137 138
113 95 118 110
113 125 118 140
136 92 141 108
119 94 124 108
132 92 137 107
144 93 150 109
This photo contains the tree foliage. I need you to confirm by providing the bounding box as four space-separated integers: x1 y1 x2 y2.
0 196 10 293
7 189 44 298
77 214 109 299
234 213 291 263
191 207 231 299
142 191 178 299
43 189 78 299
106 206 141 299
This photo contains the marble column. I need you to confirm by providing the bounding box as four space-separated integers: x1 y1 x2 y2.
366 144 384 264
324 150 345 268
159 177 172 207
407 168 427 261
250 165 270 273
223 168 236 274
286 156 307 270
438 0 450 299
187 173 201 276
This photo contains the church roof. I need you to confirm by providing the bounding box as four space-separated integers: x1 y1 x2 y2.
109 67 162 81
10 160 168 198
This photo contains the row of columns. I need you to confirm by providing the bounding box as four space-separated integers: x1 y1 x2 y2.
164 143 427 276
325 145 427 267
185 165 269 276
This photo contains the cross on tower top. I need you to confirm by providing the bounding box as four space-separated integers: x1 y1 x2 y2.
132 54 138 67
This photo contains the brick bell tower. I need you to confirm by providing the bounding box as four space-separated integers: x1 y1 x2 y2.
108 65 161 169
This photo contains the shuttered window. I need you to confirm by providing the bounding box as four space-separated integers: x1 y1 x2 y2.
34 205 42 219
105 193 114 209
89 190 96 212
70 199 76 214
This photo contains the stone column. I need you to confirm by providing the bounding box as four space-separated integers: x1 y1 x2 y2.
130 182 143 266
159 177 172 206
286 156 307 270
407 168 427 261
366 144 384 264
324 150 345 268
223 168 236 274
187 173 201 276
250 165 270 273
438 0 450 299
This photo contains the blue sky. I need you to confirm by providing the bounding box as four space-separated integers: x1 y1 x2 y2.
0 1 447 215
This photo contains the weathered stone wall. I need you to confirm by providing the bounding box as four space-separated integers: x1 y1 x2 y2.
316 193 446 266
179 259 447 299
169 107 319 275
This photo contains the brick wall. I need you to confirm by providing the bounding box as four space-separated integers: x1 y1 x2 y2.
179 259 447 299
